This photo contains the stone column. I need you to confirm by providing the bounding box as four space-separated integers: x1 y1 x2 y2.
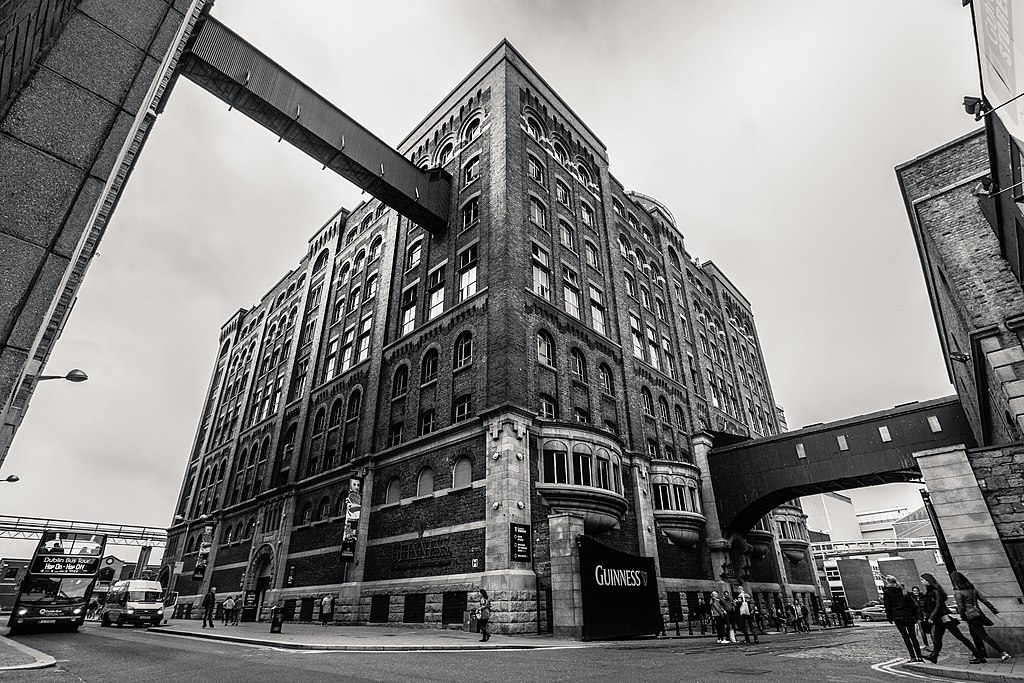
548 511 585 638
482 411 536 634
632 461 660 573
914 444 1023 650
691 433 730 584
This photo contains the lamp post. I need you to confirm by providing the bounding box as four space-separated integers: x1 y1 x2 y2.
36 369 88 383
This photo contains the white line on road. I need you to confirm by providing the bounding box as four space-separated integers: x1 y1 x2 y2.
870 657 972 682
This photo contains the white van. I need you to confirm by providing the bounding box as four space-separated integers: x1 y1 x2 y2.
99 580 165 627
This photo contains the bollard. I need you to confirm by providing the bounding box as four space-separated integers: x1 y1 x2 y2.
270 606 283 634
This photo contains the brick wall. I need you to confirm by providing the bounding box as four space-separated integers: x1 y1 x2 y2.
364 529 486 581
968 443 1024 538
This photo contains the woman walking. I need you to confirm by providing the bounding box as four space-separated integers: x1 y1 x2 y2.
882 576 923 662
951 571 1013 663
477 588 492 642
921 573 983 664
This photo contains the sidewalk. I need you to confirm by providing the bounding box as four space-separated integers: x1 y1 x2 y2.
149 619 590 651
905 656 1023 683
0 629 57 671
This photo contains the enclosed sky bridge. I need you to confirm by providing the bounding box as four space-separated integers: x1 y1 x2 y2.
177 14 451 233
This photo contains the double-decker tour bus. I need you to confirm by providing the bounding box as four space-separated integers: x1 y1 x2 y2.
7 531 107 633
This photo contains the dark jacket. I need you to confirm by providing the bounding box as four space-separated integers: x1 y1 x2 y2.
922 584 949 623
883 586 917 623
202 590 216 608
954 587 998 621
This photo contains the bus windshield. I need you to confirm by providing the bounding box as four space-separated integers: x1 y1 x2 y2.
16 576 93 605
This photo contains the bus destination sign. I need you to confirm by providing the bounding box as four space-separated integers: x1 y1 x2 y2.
31 555 101 576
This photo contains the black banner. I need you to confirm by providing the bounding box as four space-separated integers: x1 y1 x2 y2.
578 535 662 641
510 523 531 563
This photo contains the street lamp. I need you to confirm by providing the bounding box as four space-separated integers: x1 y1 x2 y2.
2 475 18 483
36 369 88 383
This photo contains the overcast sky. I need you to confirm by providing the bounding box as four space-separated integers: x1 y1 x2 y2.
0 1 983 560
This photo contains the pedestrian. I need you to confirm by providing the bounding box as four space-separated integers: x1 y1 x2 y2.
222 594 235 626
721 590 737 642
800 603 810 632
787 603 800 632
737 590 759 643
320 594 334 626
910 586 929 649
753 602 765 634
883 575 924 662
921 573 982 664
232 595 241 625
950 571 1013 663
476 588 491 642
201 586 217 629
710 590 729 643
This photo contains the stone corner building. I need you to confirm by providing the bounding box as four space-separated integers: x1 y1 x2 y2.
164 40 816 637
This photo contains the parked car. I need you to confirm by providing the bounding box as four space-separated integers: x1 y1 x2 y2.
861 605 887 621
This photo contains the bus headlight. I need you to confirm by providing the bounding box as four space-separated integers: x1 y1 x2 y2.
126 608 135 614
17 608 27 616
72 608 82 615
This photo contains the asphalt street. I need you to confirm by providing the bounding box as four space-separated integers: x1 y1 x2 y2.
4 621 964 683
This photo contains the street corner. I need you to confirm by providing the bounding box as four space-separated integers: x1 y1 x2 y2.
0 634 57 670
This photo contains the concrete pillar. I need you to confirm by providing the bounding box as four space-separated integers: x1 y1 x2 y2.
631 461 660 573
548 511 585 638
692 433 730 581
914 444 1024 650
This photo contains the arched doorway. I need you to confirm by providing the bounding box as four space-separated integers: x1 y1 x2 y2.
157 566 171 591
247 544 275 620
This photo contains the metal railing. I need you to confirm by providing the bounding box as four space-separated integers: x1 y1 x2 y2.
0 515 167 547
812 537 937 561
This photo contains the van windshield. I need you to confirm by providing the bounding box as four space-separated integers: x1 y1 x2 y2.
129 591 163 602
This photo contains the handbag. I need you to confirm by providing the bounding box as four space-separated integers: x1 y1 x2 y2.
964 604 993 626
939 613 960 626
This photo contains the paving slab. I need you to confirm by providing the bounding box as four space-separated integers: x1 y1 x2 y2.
0 629 57 671
905 655 1023 682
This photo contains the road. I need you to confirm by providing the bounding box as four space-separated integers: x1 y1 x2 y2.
4 621 959 683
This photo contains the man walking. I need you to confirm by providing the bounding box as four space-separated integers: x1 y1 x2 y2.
202 586 217 628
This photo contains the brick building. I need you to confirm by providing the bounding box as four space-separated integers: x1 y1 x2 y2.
163 40 812 637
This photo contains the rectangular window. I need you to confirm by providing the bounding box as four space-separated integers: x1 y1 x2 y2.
528 156 544 183
462 197 479 230
532 244 550 299
563 266 580 318
653 484 671 510
324 338 338 379
463 158 478 186
543 449 568 484
529 197 546 229
560 221 576 252
580 203 594 228
356 316 372 362
556 181 570 206
596 458 610 490
589 286 605 335
427 266 445 320
401 286 417 336
630 315 644 360
340 328 355 372
573 451 592 486
647 327 660 371
458 245 478 301
673 484 687 511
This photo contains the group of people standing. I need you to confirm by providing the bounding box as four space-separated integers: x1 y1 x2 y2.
883 572 1013 665
200 587 242 627
708 589 779 644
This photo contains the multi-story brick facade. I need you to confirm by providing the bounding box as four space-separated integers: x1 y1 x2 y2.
163 41 810 638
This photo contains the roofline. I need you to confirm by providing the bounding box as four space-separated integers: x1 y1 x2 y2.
700 260 753 308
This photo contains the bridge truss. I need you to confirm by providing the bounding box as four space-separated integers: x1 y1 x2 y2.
0 515 166 548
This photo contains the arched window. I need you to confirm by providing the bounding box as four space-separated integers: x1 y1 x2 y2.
539 393 558 420
537 331 555 367
360 215 372 232
569 348 587 381
542 442 568 483
624 272 636 298
312 408 327 434
317 497 331 521
529 196 546 228
572 444 593 486
618 236 630 259
346 389 362 420
528 154 545 183
525 115 542 140
329 400 344 427
418 409 436 436
369 237 383 261
421 349 439 384
599 364 614 394
575 162 593 185
223 525 234 544
555 179 570 206
640 387 654 415
634 250 647 270
463 155 480 186
353 250 366 273
345 229 357 245
454 332 473 369
668 247 681 270
416 468 434 497
385 477 402 504
658 396 671 422
552 140 568 165
245 517 256 538
675 405 686 428
392 365 409 398
337 263 350 286
463 117 482 142
300 503 313 525
452 456 472 488
437 141 455 166
312 249 329 273
453 394 473 423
